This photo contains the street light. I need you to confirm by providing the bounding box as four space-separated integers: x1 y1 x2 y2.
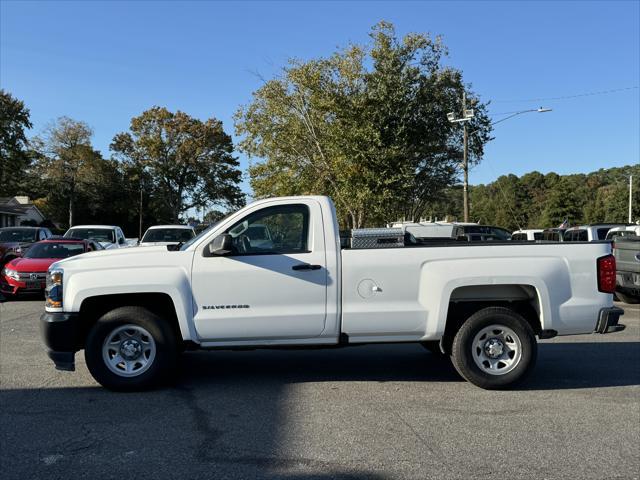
447 98 552 222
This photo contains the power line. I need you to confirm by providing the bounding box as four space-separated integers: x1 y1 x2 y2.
492 86 638 103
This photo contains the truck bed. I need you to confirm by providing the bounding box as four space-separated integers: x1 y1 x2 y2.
340 240 612 342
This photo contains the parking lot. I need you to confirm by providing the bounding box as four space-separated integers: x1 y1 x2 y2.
1 298 638 480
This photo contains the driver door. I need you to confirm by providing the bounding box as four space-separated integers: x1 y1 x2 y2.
191 200 328 341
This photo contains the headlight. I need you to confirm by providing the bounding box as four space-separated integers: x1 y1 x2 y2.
45 269 63 309
2 267 19 281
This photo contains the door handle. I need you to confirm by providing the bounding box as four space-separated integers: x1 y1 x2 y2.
292 264 322 271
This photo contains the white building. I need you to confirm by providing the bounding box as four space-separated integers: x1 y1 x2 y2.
0 196 45 227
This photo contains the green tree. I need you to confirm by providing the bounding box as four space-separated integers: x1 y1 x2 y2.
32 117 102 227
111 107 245 223
0 90 33 196
235 22 492 228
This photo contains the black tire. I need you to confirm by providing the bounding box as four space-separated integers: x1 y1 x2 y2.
615 291 640 304
420 341 445 355
451 306 537 390
84 306 177 391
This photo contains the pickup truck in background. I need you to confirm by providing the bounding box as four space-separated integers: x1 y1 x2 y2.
613 237 640 304
40 196 624 391
563 224 629 242
138 225 196 248
64 225 128 250
511 229 544 241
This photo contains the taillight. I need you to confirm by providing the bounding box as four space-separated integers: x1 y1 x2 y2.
597 254 616 293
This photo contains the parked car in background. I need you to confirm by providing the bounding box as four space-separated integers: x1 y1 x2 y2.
455 223 512 241
390 221 464 241
0 226 53 267
139 225 196 247
541 228 566 242
606 225 640 240
612 236 640 304
511 229 544 241
125 238 139 247
563 224 629 242
1 238 102 297
464 233 501 242
64 225 127 249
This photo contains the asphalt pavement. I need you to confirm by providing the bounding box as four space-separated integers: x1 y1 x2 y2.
1 298 638 480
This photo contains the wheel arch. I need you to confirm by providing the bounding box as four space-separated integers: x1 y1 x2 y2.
78 293 186 349
438 283 546 354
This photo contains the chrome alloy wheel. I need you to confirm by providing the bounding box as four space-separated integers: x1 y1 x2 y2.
471 324 522 376
102 325 156 377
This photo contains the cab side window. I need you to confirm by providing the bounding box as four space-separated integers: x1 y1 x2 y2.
226 204 310 255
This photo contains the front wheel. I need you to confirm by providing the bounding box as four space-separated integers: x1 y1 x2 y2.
85 306 177 391
451 307 537 389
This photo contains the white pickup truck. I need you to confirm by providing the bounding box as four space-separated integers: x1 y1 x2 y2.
40 196 624 391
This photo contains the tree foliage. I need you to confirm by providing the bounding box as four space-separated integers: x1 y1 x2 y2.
235 22 492 228
0 90 33 196
32 117 103 226
111 107 245 223
463 165 639 230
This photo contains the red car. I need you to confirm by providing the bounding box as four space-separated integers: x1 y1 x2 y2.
1 238 102 297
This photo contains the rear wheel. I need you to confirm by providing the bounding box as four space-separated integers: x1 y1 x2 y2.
451 307 537 389
84 306 177 391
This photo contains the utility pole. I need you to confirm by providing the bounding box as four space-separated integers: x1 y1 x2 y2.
447 93 474 222
462 92 469 222
453 105 552 224
139 181 143 240
629 175 633 224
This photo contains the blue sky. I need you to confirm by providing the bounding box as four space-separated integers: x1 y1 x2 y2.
1 0 638 197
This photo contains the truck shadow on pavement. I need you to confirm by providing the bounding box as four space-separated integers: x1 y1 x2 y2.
1 342 638 479
176 341 640 390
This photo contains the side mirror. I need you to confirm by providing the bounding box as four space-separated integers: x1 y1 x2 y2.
118 237 125 245
205 234 233 257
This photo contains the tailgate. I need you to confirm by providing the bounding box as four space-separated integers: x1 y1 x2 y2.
614 238 640 273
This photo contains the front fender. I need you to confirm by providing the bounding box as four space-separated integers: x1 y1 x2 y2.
65 267 196 342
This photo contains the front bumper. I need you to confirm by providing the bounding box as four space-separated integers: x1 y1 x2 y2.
1 275 45 295
40 311 81 371
594 307 625 334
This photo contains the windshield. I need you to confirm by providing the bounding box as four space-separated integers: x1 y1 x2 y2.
65 228 115 243
24 242 86 259
141 228 195 243
0 228 37 242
